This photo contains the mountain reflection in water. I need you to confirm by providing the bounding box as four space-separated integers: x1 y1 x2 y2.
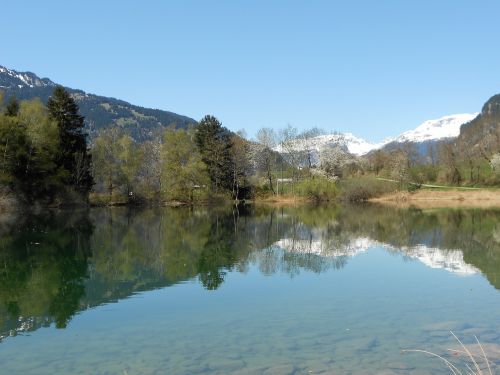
0 204 499 341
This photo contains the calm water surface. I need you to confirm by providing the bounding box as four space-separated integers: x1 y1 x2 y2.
0 204 499 374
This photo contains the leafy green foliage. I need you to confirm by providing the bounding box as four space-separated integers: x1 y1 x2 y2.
295 177 338 202
162 127 209 202
91 126 147 203
0 115 29 187
0 88 93 204
90 115 254 204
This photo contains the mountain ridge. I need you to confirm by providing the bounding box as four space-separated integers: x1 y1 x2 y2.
0 64 494 156
275 113 479 159
0 65 197 140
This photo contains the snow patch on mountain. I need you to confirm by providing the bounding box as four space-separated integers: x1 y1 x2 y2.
305 133 385 156
275 113 479 158
344 113 479 155
275 132 381 156
387 113 479 144
0 65 54 89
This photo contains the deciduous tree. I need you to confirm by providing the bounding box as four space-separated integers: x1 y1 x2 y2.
163 127 209 202
254 128 277 193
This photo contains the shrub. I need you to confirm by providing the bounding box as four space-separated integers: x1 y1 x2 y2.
338 177 397 202
295 177 338 202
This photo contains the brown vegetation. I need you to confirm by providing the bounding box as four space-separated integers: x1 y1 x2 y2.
371 188 500 208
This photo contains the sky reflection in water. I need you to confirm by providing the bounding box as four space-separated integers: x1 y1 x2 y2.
0 204 499 374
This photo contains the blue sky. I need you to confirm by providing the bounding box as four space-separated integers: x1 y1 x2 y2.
3 0 500 141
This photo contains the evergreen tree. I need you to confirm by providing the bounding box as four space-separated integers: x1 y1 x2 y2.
47 86 93 195
5 96 19 117
194 115 233 192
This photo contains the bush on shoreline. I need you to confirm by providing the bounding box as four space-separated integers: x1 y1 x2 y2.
338 177 397 202
295 177 338 202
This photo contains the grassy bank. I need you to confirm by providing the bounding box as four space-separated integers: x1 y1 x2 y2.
18 176 500 210
370 188 500 208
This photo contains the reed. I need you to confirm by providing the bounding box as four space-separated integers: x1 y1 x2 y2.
402 331 494 375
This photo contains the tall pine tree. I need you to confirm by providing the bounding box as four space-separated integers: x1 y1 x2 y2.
195 115 234 192
47 86 93 195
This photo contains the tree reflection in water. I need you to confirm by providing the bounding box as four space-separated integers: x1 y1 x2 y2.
0 204 499 340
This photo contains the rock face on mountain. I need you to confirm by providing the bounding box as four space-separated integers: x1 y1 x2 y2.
482 94 500 116
457 94 500 157
0 65 196 140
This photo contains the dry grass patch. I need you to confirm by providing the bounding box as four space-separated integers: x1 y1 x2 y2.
371 189 500 208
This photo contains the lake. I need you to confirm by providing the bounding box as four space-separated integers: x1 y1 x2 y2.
0 204 499 374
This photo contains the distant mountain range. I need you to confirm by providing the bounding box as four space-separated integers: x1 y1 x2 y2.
0 65 196 140
1 64 498 158
380 113 478 149
300 95 500 162
277 113 479 160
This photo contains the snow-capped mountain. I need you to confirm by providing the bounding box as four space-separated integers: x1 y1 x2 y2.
275 113 479 159
304 133 385 156
275 132 382 156
0 64 196 141
0 65 55 89
385 113 479 145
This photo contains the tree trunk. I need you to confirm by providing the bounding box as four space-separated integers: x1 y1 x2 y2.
267 165 275 194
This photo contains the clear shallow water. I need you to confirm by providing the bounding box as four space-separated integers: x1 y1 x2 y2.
0 205 499 374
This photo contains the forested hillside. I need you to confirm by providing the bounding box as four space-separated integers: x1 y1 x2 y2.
0 65 196 140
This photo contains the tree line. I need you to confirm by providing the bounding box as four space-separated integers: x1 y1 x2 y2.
91 115 254 204
362 139 500 187
2 88 499 207
91 121 341 204
0 88 92 205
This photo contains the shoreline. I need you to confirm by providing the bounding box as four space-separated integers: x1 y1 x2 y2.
370 189 500 208
4 189 500 212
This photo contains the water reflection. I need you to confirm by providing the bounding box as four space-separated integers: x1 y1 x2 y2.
0 210 93 338
0 204 499 341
